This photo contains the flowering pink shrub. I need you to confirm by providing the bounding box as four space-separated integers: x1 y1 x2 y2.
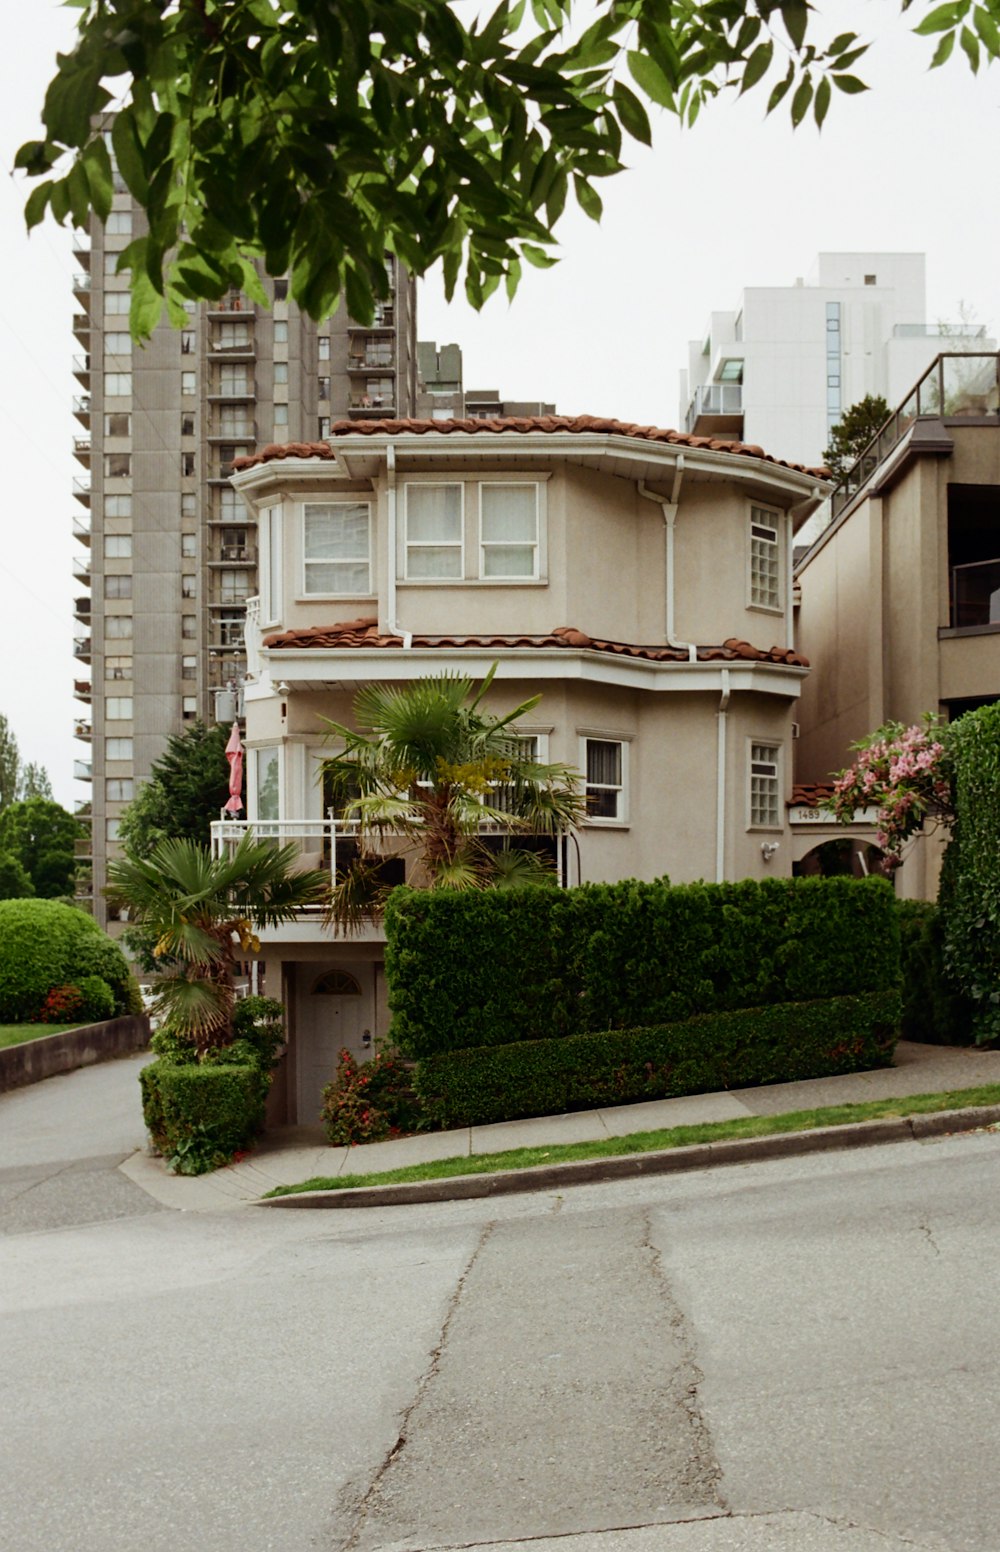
829 717 953 863
320 1046 423 1145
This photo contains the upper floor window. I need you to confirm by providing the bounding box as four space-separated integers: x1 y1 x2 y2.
259 506 283 625
303 502 372 595
106 697 133 720
106 210 132 236
104 535 132 559
105 615 133 639
105 453 130 479
104 412 130 438
405 485 462 579
105 291 130 317
480 484 539 579
274 320 288 345
749 742 781 828
105 332 132 356
182 370 197 396
106 737 133 761
749 506 781 611
582 737 627 823
104 575 132 599
105 373 132 397
105 495 132 518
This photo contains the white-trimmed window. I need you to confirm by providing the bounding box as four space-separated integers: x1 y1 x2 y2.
749 742 781 828
181 370 197 396
405 484 463 578
105 495 132 518
182 696 198 720
181 655 197 680
107 737 132 761
259 506 283 624
749 506 781 610
106 697 132 720
582 737 627 822
480 484 539 578
303 502 372 595
254 746 281 820
104 535 132 559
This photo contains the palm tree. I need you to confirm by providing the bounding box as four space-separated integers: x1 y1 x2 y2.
322 665 586 926
106 835 328 1052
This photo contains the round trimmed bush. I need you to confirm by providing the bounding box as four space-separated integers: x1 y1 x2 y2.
0 899 137 1022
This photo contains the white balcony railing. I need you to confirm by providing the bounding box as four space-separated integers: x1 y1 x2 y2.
685 382 743 431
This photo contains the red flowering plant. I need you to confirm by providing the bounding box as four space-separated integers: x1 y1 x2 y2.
38 984 85 1023
320 1046 424 1146
828 716 954 866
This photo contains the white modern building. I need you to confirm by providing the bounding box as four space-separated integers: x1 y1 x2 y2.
680 253 992 468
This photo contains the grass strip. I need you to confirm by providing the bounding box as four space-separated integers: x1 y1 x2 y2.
0 1023 83 1049
264 1082 1000 1198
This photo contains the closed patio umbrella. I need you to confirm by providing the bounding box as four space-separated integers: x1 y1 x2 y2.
224 721 244 813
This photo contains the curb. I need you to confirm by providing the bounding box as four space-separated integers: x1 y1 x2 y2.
255 1102 1000 1210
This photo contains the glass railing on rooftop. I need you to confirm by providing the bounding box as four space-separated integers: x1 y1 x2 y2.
831 354 1000 519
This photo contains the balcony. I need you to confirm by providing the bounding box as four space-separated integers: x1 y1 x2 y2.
73 436 91 466
215 544 256 564
72 477 91 506
73 554 91 585
685 382 744 436
74 678 92 703
72 272 91 296
73 595 91 623
73 516 91 546
73 311 91 343
347 355 395 373
73 238 90 267
72 354 91 386
951 556 1000 629
73 637 91 663
73 395 91 425
207 295 252 316
348 308 395 332
74 836 93 859
74 718 92 743
207 384 255 401
348 398 395 417
208 423 256 443
833 353 1000 518
209 337 256 359
73 759 93 783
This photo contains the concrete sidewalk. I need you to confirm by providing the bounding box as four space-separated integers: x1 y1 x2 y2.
120 1039 1000 1213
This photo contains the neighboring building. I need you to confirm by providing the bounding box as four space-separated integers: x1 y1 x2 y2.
680 253 993 468
416 339 556 420
793 351 1000 897
220 415 828 1121
70 173 418 925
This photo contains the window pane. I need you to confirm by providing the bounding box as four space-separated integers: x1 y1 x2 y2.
106 737 132 760
482 545 534 578
408 546 463 579
407 485 461 542
256 748 280 820
306 504 370 560
585 739 622 819
306 561 372 595
750 742 780 827
482 485 536 543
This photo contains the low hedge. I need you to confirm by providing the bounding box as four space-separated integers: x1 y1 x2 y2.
897 901 972 1046
386 876 900 1058
140 1061 268 1173
413 989 901 1129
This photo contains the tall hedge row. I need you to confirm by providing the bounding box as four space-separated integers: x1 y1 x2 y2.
385 876 900 1058
941 700 1000 1043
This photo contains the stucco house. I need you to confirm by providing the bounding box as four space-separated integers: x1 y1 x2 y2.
218 415 828 1122
794 353 1000 899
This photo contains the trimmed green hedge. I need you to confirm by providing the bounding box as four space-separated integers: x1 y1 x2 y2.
386 877 900 1058
140 1062 268 1172
413 989 901 1129
0 898 138 1022
897 900 972 1045
940 700 1000 1044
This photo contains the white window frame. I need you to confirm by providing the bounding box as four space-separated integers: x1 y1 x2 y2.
106 737 133 761
301 500 373 598
747 739 782 830
478 481 541 581
103 535 132 559
105 373 132 397
748 505 782 613
403 482 464 581
578 733 629 825
259 505 283 625
251 745 283 822
106 697 133 720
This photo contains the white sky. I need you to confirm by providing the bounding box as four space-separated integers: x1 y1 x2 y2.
3 0 999 808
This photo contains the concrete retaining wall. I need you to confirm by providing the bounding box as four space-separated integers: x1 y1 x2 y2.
0 1015 151 1092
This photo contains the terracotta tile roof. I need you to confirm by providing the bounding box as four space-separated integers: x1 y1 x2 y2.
788 783 837 808
233 416 831 479
262 617 809 667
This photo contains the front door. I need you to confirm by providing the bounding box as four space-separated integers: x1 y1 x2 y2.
296 964 373 1123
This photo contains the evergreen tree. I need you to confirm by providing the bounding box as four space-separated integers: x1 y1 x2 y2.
0 799 81 899
118 721 231 859
823 395 891 483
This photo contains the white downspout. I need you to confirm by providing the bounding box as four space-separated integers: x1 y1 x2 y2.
385 444 412 648
638 456 697 661
716 668 731 884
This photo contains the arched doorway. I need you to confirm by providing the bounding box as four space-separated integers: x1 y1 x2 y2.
793 838 891 880
295 963 373 1123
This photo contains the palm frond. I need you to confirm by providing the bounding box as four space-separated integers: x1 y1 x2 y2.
154 975 232 1048
325 854 394 934
488 846 559 889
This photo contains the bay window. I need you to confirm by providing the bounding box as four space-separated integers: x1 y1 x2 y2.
405 485 463 578
303 502 372 595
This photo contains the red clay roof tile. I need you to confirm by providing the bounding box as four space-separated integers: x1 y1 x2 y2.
234 417 831 480
261 617 809 668
788 783 837 807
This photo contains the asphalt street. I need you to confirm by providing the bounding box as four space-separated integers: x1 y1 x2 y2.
2 1058 999 1551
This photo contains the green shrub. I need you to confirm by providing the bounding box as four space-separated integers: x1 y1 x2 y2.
140 1061 268 1173
0 898 137 1022
414 990 901 1129
76 975 116 1023
230 995 286 1070
940 701 1000 1044
321 1047 423 1145
896 900 972 1045
386 876 900 1058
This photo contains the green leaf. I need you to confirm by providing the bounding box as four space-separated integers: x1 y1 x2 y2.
973 5 1000 52
81 137 113 223
627 49 676 110
831 73 868 93
930 28 957 63
740 42 774 94
790 74 814 126
612 80 652 144
813 74 832 126
960 22 981 65
914 3 965 34
23 181 53 230
766 67 795 114
112 112 150 203
66 161 91 228
782 0 810 51
573 175 603 221
129 263 164 342
521 242 558 267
